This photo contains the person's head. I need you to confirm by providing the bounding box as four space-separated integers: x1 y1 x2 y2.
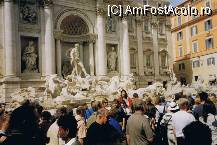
133 93 139 99
7 102 38 137
76 106 85 117
199 92 208 102
91 100 96 108
194 96 201 106
82 103 88 110
92 101 102 112
209 95 217 104
177 98 189 110
174 93 182 101
132 99 145 113
41 111 52 122
57 114 78 141
121 89 128 99
102 98 109 108
183 121 212 145
96 108 109 125
146 97 153 105
56 107 67 119
168 102 179 113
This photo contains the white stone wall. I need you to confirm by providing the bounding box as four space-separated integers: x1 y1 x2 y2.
0 0 172 100
191 53 217 84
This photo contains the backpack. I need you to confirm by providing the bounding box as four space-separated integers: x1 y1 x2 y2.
151 106 171 145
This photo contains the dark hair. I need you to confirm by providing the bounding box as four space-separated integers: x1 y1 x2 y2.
133 93 139 98
91 100 96 107
202 100 216 122
199 92 208 102
121 89 128 99
92 101 102 112
41 111 52 121
57 114 78 138
76 106 85 117
183 121 212 145
7 102 38 138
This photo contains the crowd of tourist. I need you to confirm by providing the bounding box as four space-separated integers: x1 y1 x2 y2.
0 89 216 145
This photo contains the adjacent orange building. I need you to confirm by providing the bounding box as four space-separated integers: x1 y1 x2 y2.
171 0 217 84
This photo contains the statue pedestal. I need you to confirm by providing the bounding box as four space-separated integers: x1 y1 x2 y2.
108 71 119 77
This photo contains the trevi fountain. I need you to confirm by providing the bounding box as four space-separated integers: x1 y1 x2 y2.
2 43 217 110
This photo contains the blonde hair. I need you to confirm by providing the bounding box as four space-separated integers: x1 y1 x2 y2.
209 96 217 104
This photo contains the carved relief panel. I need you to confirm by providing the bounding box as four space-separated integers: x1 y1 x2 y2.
106 16 116 33
19 0 38 25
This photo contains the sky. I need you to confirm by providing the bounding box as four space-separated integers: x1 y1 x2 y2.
135 0 186 7
169 0 186 7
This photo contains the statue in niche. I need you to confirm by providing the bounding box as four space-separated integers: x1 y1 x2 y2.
108 47 118 71
22 41 38 73
107 17 116 32
146 55 151 67
20 3 37 24
161 53 167 67
69 44 88 77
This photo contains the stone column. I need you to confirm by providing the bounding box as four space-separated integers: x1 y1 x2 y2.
89 42 95 76
121 16 130 77
152 20 160 80
56 39 61 77
79 42 84 63
43 0 56 76
96 8 107 77
136 19 144 76
3 0 16 78
166 20 173 69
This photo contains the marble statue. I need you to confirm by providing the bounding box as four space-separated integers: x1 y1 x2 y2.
44 74 66 98
107 47 117 71
146 55 151 67
69 44 88 77
22 41 38 73
161 53 167 67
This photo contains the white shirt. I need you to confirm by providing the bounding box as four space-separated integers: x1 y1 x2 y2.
172 110 195 137
47 121 65 145
65 138 76 145
155 105 165 121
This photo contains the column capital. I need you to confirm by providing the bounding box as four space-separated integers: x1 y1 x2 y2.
96 8 105 16
40 0 53 8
